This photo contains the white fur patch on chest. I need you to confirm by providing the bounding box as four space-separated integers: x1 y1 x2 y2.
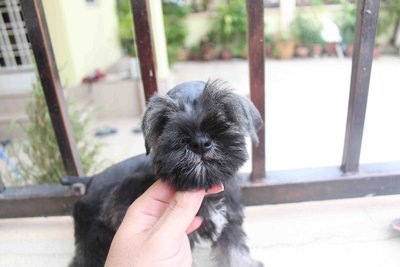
208 199 228 242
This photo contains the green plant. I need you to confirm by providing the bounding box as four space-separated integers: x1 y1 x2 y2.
190 0 212 12
265 34 272 46
290 13 323 45
335 2 357 45
163 1 189 64
336 0 398 46
6 82 102 185
270 31 295 59
117 0 136 56
271 30 293 45
188 44 201 59
207 0 248 57
380 0 400 46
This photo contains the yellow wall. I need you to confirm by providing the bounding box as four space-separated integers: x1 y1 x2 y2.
184 12 213 47
42 0 74 85
149 0 169 78
42 0 122 86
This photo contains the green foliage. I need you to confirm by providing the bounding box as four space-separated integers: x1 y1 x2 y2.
190 0 212 12
381 0 400 18
163 1 189 64
377 8 395 41
336 0 398 45
290 13 323 45
188 43 201 59
117 0 136 56
379 0 400 43
7 82 102 185
207 0 248 57
117 0 189 63
335 2 356 44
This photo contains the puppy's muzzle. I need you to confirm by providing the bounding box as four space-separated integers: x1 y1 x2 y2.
188 135 213 155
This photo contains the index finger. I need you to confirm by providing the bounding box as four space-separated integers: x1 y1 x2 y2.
123 180 175 230
149 189 206 241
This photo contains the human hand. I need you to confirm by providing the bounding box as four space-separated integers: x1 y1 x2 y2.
104 179 224 267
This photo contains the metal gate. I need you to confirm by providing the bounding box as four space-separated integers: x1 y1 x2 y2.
1 0 399 218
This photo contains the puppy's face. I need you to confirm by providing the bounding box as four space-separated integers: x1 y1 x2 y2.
142 80 263 190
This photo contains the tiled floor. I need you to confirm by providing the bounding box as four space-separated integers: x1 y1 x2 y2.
92 56 400 172
1 194 399 267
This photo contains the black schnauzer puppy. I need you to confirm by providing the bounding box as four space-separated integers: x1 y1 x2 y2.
69 80 264 267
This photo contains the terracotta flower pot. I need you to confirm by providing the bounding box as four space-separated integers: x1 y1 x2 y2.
265 44 273 58
311 44 324 57
202 48 218 61
275 41 295 60
220 49 233 60
176 48 189 61
373 46 381 58
295 45 310 57
326 43 337 56
345 44 354 57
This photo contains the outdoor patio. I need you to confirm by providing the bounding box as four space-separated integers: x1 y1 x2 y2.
1 57 400 266
1 0 400 265
94 56 400 170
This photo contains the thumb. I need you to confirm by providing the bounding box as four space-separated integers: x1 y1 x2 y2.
151 189 206 240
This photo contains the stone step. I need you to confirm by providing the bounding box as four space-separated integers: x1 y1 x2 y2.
0 93 32 139
0 92 33 116
0 113 29 139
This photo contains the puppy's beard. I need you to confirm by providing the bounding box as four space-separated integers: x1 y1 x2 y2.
152 142 246 191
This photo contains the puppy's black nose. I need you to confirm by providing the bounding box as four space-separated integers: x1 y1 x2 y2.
189 136 212 154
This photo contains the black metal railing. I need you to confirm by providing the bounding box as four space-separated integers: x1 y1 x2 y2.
1 0 399 217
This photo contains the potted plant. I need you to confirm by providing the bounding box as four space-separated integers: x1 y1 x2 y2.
265 34 273 58
162 1 190 64
5 81 102 185
200 37 218 61
290 13 324 58
335 2 356 57
207 0 247 60
382 0 400 49
188 44 201 61
336 1 396 58
290 14 311 57
374 2 398 58
272 31 295 60
308 20 324 57
117 0 136 57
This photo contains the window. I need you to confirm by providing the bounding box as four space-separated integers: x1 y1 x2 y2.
0 0 32 71
86 0 98 6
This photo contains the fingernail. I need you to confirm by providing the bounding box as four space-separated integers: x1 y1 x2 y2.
206 183 224 194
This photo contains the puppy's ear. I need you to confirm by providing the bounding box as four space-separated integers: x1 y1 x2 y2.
203 80 263 145
142 95 179 154
235 95 263 145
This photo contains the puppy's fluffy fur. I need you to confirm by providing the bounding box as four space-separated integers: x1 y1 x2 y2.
69 80 264 267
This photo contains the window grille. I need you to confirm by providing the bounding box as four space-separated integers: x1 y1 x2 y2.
0 0 32 72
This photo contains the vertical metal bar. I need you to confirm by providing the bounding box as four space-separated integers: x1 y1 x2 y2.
247 0 266 181
20 0 84 177
130 0 158 102
0 177 5 193
341 0 380 173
